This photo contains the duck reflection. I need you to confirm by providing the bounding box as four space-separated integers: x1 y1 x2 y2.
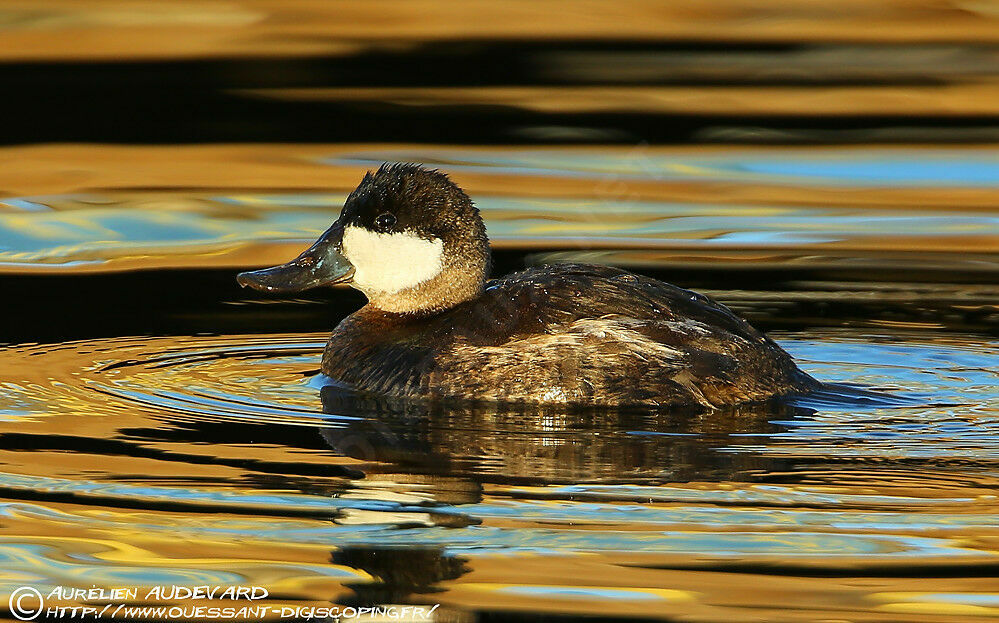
318 389 806 614
333 545 469 609
318 385 804 486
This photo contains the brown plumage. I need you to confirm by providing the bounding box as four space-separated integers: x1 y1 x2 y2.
322 263 818 408
239 163 820 409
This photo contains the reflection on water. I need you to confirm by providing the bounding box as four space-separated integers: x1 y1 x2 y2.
336 148 999 187
2 146 998 274
0 325 997 619
0 140 997 620
3 0 999 616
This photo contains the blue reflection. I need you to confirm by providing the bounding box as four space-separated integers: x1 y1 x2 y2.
498 586 667 601
334 149 999 188
740 158 999 187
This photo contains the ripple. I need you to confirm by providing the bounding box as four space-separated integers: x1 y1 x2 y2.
1 329 997 465
334 147 999 188
0 328 997 611
0 334 334 427
3 182 997 273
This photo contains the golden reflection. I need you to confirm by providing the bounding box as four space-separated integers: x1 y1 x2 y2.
4 0 999 64
1 0 998 619
2 167 998 273
0 328 997 619
240 83 999 116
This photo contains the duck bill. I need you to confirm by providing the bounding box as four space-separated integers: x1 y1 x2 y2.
237 223 355 293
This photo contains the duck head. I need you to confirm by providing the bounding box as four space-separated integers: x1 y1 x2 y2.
237 163 490 314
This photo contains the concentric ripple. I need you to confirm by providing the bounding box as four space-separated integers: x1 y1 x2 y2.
1 333 332 427
0 329 998 619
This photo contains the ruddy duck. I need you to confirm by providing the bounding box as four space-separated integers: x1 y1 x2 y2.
238 163 819 408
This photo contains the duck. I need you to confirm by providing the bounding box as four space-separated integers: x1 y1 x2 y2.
237 163 820 408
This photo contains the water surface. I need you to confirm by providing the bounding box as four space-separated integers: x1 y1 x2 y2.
1 147 997 621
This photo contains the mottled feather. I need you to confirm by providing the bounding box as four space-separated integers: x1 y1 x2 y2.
322 264 818 408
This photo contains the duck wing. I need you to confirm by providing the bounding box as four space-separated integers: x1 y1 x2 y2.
423 264 815 406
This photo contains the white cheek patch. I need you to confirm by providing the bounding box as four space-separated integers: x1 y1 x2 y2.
342 226 444 294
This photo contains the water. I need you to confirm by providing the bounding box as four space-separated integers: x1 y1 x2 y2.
1 330 997 619
1 147 998 621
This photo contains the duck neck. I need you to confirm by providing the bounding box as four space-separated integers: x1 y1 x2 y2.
363 248 489 316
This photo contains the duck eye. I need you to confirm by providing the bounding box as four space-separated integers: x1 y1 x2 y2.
374 212 397 231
